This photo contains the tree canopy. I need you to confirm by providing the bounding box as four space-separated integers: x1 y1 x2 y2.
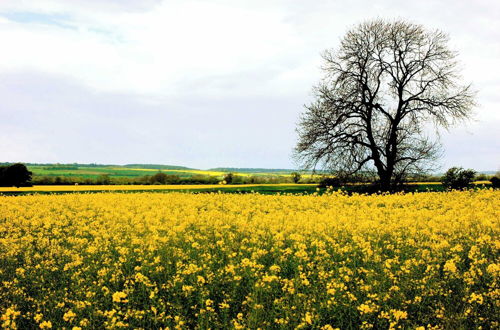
295 19 475 190
0 163 33 187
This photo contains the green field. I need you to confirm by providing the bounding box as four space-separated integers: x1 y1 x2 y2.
27 165 297 179
2 183 493 197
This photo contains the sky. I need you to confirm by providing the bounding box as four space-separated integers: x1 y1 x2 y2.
0 0 499 171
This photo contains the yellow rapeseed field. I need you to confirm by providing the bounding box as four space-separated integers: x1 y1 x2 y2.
0 183 314 193
0 190 498 329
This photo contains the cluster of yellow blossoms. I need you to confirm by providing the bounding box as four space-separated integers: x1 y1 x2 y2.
0 189 498 328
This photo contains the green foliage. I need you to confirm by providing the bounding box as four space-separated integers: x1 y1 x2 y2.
441 167 476 190
27 164 309 185
291 172 301 183
209 167 296 173
124 164 194 170
96 174 111 185
230 175 245 184
223 173 234 184
150 172 168 184
42 165 79 170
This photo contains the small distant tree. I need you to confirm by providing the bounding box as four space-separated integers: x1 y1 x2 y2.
441 167 476 190
490 172 500 188
0 163 32 187
150 172 168 184
223 173 234 184
96 174 111 185
165 174 181 184
231 175 244 184
291 172 301 183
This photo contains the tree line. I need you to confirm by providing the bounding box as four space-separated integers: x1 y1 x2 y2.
30 172 313 186
1 162 498 190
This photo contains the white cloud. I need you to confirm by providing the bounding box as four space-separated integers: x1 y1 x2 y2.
0 0 498 169
0 1 304 97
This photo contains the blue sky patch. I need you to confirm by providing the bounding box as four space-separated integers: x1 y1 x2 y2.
1 11 75 30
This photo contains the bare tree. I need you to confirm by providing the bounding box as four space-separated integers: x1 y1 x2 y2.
295 19 475 190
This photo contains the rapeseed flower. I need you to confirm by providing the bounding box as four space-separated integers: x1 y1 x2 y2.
0 189 498 328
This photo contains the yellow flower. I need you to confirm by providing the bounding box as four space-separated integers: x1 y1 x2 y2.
39 320 52 329
358 304 375 314
1 307 21 329
112 291 127 303
0 189 498 328
468 293 484 304
219 302 230 309
63 310 77 322
443 260 458 273
303 312 313 325
390 309 407 321
486 263 499 274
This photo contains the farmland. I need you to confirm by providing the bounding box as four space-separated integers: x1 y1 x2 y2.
26 164 296 179
0 184 318 195
0 182 492 196
15 164 309 186
1 189 498 328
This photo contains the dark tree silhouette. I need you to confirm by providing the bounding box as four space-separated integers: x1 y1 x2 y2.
295 19 475 190
441 167 476 190
0 163 33 187
491 176 500 188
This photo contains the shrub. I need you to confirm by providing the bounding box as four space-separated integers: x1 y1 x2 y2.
291 172 301 183
150 172 168 184
96 174 111 185
441 167 476 190
318 177 343 188
223 173 234 184
231 175 245 184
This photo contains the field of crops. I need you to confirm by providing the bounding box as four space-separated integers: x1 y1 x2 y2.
0 183 315 193
0 182 492 198
27 165 294 179
1 190 498 329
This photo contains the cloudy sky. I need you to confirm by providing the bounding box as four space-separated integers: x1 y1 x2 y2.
0 0 498 171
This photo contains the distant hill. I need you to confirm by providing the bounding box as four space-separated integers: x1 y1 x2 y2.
1 162 195 170
124 164 195 170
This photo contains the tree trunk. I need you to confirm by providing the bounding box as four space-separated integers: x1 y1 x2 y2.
378 172 389 191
